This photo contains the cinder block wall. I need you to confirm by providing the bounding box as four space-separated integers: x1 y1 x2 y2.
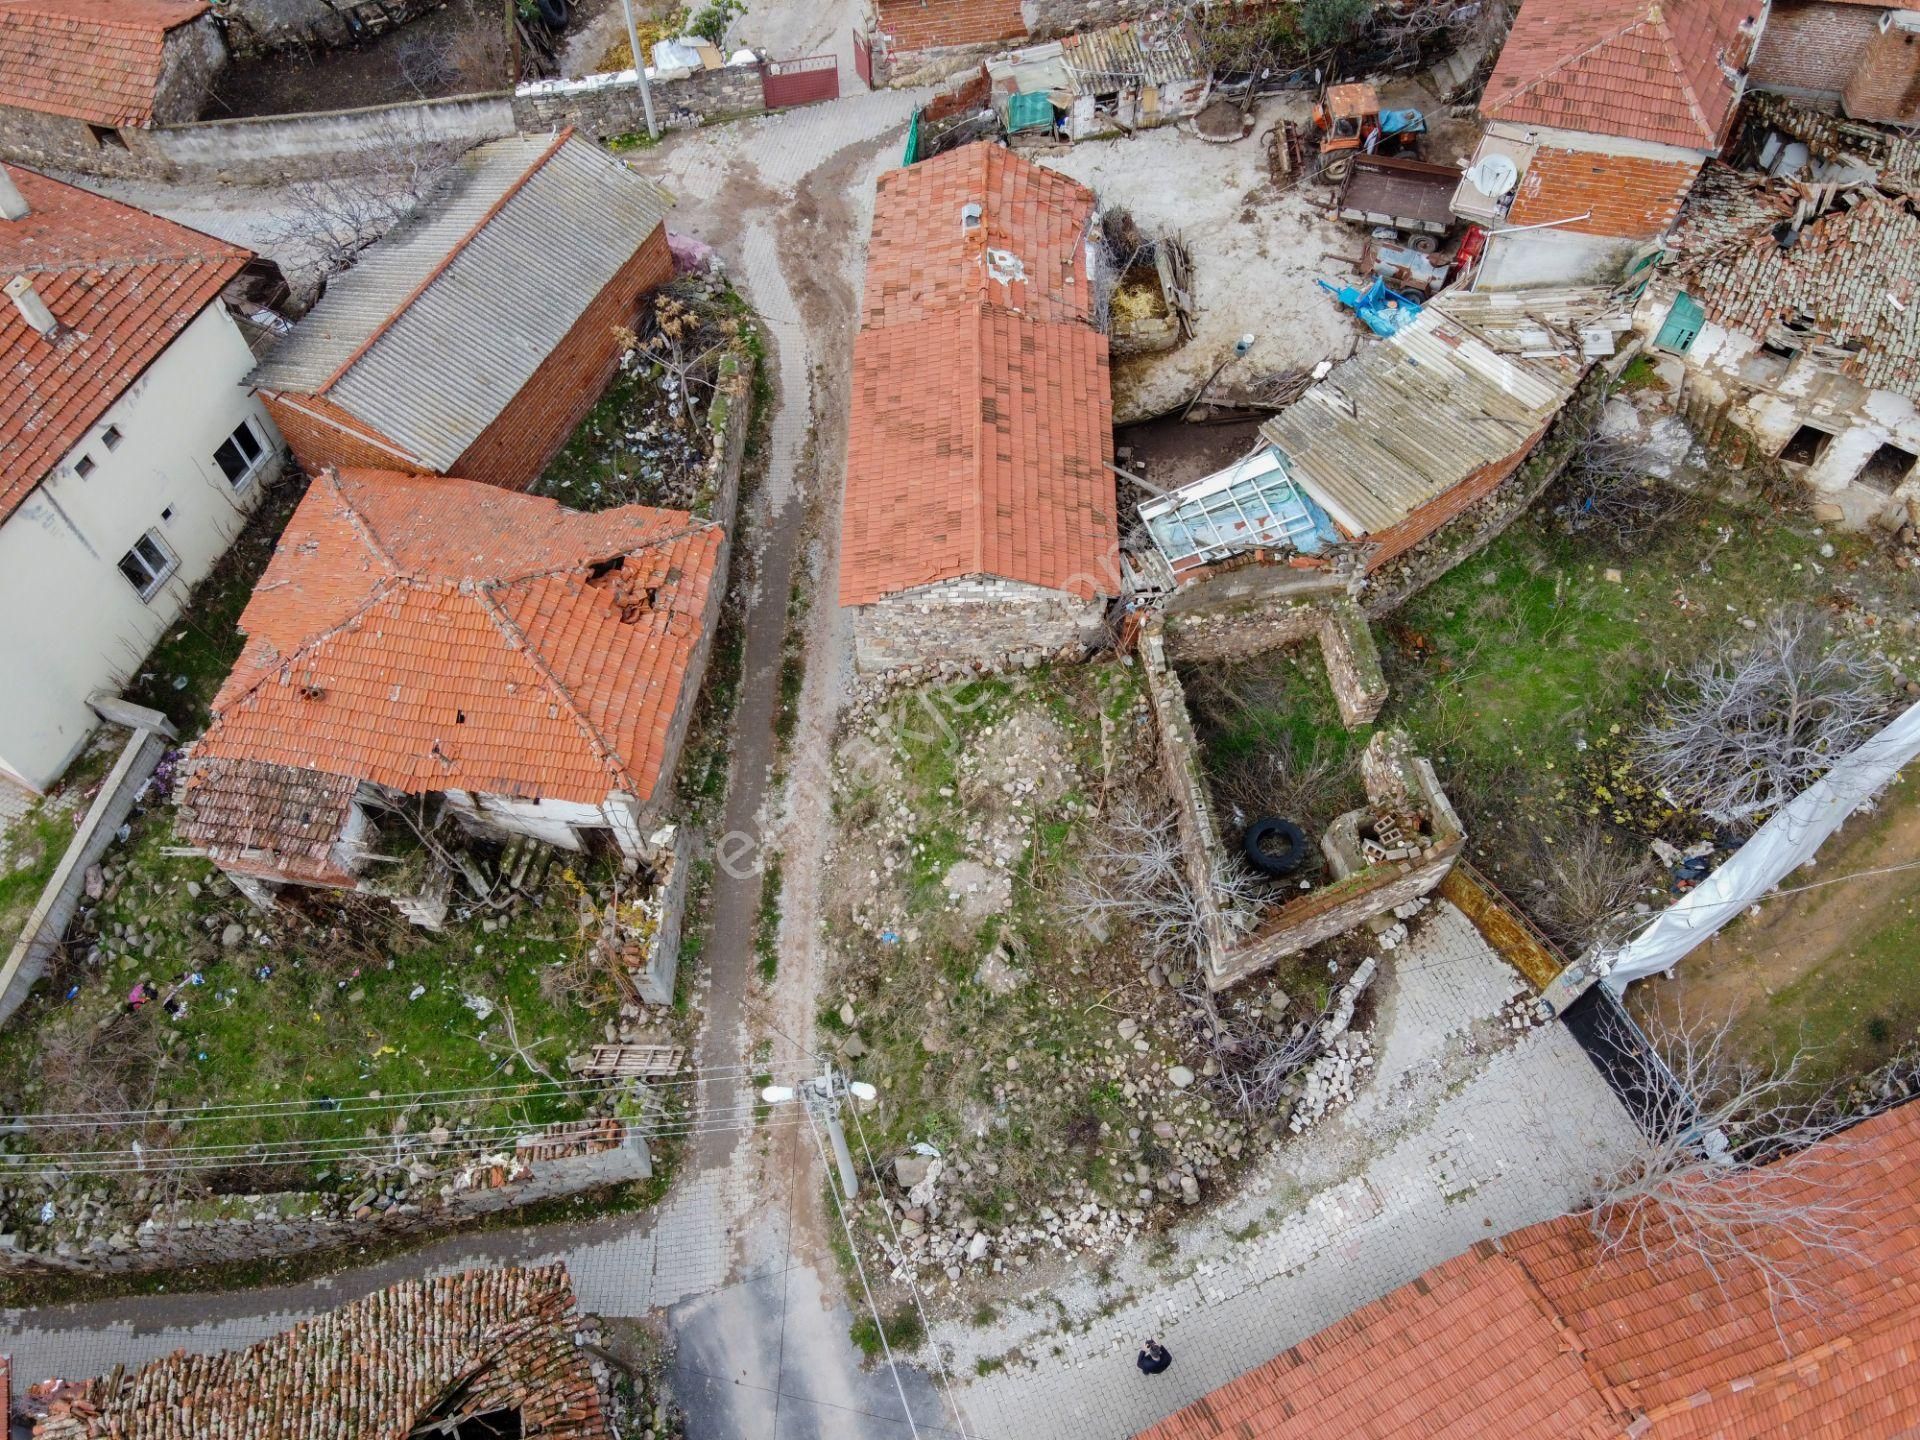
453 224 676 490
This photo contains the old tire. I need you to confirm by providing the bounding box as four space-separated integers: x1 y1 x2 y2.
1321 154 1351 183
536 0 570 27
1244 817 1309 877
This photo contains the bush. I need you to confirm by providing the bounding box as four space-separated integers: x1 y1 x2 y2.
1300 0 1375 49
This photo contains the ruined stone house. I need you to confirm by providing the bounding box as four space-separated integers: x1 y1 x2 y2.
0 0 225 173
841 141 1118 673
19 1265 616 1439
1637 162 1920 516
251 130 674 494
175 467 723 921
1458 0 1765 290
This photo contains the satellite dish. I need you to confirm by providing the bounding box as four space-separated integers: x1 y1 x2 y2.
1467 153 1519 198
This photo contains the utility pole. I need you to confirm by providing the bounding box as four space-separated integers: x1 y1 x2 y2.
763 1065 877 1198
618 0 659 140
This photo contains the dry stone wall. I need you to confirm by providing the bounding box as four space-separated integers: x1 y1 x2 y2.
853 578 1109 674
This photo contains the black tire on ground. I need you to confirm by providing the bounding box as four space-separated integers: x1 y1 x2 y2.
1244 817 1310 877
1321 154 1351 183
536 0 570 27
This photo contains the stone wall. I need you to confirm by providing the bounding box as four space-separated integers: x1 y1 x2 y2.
1160 594 1387 727
157 15 230 125
511 63 768 141
0 1126 651 1275
0 713 175 1027
852 577 1109 675
1022 0 1161 40
215 0 448 58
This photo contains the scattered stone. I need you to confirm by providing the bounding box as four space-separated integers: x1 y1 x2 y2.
221 923 244 949
1116 1018 1139 1041
1167 1065 1195 1089
894 1156 932 1189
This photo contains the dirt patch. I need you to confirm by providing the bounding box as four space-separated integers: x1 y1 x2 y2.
1116 415 1264 498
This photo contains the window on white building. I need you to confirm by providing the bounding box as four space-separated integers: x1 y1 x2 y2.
102 425 122 450
73 454 95 478
117 529 177 600
213 419 267 487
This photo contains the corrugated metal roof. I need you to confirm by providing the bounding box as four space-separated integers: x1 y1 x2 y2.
1261 300 1576 537
250 134 671 470
1059 19 1200 93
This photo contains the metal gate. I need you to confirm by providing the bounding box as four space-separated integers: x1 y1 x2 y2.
852 29 874 89
763 53 839 109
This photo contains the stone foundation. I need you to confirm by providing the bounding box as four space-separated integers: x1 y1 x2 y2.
853 577 1110 674
1161 593 1387 727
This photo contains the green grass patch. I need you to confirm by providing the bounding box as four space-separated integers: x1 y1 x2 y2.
850 1304 926 1361
754 852 783 983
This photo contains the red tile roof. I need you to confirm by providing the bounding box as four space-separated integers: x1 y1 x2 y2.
864 142 1097 328
874 0 1025 55
1482 0 1761 151
186 468 721 828
1140 1099 1920 1440
841 142 1117 608
0 0 208 128
0 161 248 524
1504 147 1702 238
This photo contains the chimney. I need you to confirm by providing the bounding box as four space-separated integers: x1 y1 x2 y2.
0 168 25 222
6 276 58 338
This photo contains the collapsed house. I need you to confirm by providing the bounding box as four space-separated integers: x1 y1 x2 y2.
841 141 1118 673
176 468 722 933
20 1265 616 1440
1636 162 1920 513
1459 0 1763 289
0 0 225 174
985 16 1208 142
251 131 673 493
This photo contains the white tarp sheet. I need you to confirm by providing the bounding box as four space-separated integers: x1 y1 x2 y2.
1601 699 1920 991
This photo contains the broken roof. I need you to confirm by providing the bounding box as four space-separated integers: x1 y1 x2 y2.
1139 1098 1920 1440
1260 295 1582 538
0 0 206 128
29 1265 612 1440
842 142 1117 607
1 161 249 524
249 132 672 471
863 141 1096 328
1669 165 1920 402
1482 0 1760 151
183 469 721 862
1059 17 1201 92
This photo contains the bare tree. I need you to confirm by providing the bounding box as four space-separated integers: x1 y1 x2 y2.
1560 426 1701 547
260 116 471 285
1634 612 1894 826
1584 1009 1873 1316
1526 822 1655 953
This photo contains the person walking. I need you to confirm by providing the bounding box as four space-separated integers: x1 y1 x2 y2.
1137 1337 1172 1376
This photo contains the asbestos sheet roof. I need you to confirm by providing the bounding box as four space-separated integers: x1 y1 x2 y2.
249 132 671 470
1670 165 1920 402
30 1265 614 1440
1139 1099 1920 1440
188 468 721 822
864 141 1095 328
1260 298 1577 538
0 0 206 127
1482 0 1760 150
1 161 248 524
1058 18 1200 93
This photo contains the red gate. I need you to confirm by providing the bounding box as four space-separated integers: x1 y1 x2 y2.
852 29 874 89
762 53 839 109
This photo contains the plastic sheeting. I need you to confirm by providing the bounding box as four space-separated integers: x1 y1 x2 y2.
1006 90 1058 133
1600 700 1920 990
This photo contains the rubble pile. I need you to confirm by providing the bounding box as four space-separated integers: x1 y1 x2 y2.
1289 1035 1376 1133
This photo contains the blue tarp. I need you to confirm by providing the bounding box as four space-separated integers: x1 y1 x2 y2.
1318 276 1423 337
1378 108 1427 135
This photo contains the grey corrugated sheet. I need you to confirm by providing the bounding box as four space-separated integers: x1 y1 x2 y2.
250 134 671 470
1261 303 1575 537
1060 20 1199 92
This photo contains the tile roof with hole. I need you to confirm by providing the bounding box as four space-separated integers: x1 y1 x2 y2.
1137 1097 1920 1440
841 142 1117 608
863 142 1097 328
0 160 249 525
179 469 721 873
249 132 672 471
0 0 207 128
1667 164 1920 402
1482 0 1761 150
28 1264 613 1440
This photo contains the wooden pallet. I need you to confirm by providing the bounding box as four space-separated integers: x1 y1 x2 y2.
581 1044 685 1080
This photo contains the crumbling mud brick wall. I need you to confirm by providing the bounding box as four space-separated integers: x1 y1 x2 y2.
852 577 1109 675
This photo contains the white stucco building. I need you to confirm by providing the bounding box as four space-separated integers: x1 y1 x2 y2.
0 161 279 794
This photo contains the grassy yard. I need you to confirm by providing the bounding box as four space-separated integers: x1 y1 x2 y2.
0 805 616 1190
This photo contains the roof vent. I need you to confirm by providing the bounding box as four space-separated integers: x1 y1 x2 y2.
0 169 26 222
960 202 982 231
6 275 57 338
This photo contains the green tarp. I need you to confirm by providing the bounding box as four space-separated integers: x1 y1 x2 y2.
1006 90 1055 134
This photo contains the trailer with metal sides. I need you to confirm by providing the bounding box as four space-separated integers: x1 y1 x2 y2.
1335 153 1460 240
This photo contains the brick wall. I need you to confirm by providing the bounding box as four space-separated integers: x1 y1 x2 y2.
452 223 675 490
1843 21 1920 125
1361 425 1550 572
1751 0 1883 100
1504 148 1701 240
852 576 1108 674
263 391 426 476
